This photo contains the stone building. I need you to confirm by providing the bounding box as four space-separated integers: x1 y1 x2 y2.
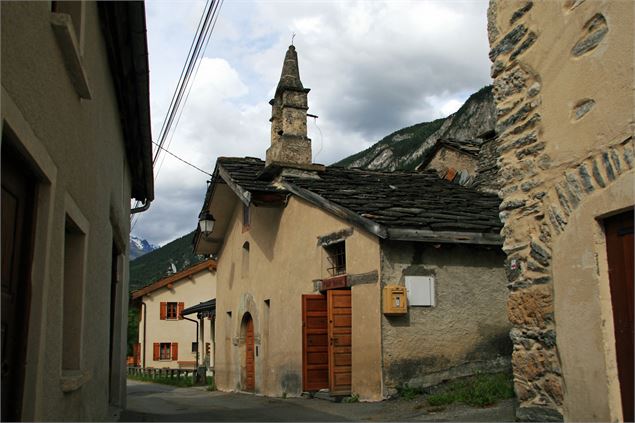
131 260 217 371
193 46 511 401
1 2 153 420
487 1 633 421
416 131 500 194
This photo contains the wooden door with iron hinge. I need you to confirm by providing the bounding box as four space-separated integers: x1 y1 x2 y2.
327 289 352 396
1 142 36 422
245 315 255 392
302 294 328 392
604 209 634 423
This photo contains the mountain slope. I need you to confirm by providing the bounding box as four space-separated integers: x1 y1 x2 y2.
334 86 495 171
129 230 205 292
129 236 158 260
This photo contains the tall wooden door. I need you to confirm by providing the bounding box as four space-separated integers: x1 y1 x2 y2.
327 290 351 395
1 143 36 421
302 294 328 391
245 314 255 391
604 209 634 422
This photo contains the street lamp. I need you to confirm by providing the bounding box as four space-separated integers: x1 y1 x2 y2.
198 212 215 235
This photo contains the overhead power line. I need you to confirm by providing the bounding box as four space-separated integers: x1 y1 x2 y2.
151 140 213 177
131 0 223 230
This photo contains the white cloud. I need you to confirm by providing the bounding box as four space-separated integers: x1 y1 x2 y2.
134 0 493 246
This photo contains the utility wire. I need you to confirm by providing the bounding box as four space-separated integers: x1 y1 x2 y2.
154 0 223 179
151 140 213 177
131 0 223 230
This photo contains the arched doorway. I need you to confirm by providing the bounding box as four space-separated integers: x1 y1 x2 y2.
241 313 255 391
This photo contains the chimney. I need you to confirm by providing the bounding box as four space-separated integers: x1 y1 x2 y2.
265 45 312 167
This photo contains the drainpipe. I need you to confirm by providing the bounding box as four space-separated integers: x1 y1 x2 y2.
182 316 199 370
141 302 147 368
131 199 151 214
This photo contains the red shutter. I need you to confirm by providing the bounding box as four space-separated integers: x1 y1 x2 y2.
160 302 167 320
178 302 185 319
153 343 160 361
171 342 178 361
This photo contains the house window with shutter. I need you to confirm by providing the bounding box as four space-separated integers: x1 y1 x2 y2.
160 302 184 320
154 342 179 361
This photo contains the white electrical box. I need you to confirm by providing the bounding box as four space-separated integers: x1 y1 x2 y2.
405 276 435 306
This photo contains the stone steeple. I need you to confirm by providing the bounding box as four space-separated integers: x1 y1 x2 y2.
265 45 312 167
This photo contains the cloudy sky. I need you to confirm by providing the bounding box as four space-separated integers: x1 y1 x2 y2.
133 0 493 247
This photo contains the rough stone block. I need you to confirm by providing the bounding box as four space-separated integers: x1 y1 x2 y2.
490 24 528 61
571 13 608 57
507 285 553 328
517 406 563 422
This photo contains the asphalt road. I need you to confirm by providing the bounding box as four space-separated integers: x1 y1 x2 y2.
120 380 516 422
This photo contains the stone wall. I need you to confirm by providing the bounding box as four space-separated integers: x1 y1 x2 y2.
487 1 633 421
380 241 510 397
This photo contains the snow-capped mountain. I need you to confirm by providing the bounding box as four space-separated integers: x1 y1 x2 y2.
129 235 158 260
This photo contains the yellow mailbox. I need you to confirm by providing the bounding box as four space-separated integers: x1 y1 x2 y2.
383 285 407 315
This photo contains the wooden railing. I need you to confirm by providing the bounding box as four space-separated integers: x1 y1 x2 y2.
127 366 196 381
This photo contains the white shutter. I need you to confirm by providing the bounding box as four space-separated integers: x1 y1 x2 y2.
405 276 435 306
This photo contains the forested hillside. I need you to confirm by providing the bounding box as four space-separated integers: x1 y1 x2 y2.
129 230 205 291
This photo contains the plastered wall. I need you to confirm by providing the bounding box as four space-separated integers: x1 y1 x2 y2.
214 195 383 400
487 0 634 420
139 270 216 369
380 241 510 396
1 2 136 420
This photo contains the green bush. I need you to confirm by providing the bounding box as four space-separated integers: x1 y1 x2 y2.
426 372 514 407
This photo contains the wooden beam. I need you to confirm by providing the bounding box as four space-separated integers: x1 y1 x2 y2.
282 182 387 239
386 228 502 245
218 165 251 206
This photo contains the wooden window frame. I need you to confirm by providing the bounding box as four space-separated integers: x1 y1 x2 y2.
166 302 178 320
324 241 346 277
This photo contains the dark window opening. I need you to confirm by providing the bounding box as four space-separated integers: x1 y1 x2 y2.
166 302 178 320
159 343 171 360
191 342 198 353
325 241 346 277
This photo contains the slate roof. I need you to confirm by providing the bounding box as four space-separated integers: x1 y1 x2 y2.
439 139 482 156
214 157 502 237
181 299 216 317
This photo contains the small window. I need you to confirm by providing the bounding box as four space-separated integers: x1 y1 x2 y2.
191 342 198 353
242 242 250 278
166 302 178 320
405 276 435 306
62 216 87 371
324 241 346 276
160 343 171 360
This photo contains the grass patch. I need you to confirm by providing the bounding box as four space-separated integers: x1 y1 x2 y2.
426 372 514 407
396 384 424 401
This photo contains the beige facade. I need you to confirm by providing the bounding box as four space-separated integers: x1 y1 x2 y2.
488 0 634 421
212 196 383 399
133 261 217 370
1 1 153 421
